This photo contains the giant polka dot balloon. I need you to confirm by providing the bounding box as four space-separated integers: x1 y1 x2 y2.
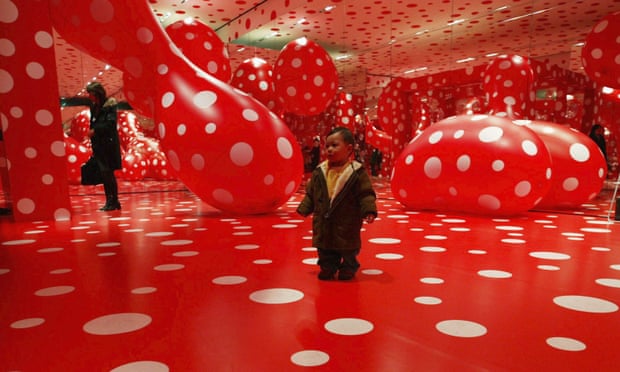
516 120 607 209
165 19 231 83
51 0 303 214
581 11 620 89
230 57 278 111
483 54 535 119
391 115 552 216
64 134 91 184
273 37 338 116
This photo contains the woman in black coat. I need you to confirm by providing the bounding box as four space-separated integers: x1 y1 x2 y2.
86 82 122 211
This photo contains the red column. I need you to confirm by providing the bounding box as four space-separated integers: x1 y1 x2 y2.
0 0 71 221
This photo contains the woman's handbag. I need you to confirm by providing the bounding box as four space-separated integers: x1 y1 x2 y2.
81 157 103 185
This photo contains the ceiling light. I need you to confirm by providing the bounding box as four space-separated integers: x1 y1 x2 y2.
324 5 336 12
447 19 465 26
602 86 614 94
485 52 499 58
456 57 475 63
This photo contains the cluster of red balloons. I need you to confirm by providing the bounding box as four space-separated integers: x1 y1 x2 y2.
64 110 173 184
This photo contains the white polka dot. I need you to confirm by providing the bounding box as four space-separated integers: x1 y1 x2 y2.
562 177 579 191
213 189 234 204
428 131 443 144
36 109 54 126
162 92 175 108
264 174 274 185
421 277 444 284
478 194 501 210
529 251 570 260
479 126 503 143
277 137 293 159
193 91 217 108
212 276 247 285
436 320 487 338
51 140 65 156
242 109 259 122
0 69 14 93
514 181 531 197
17 198 35 214
110 361 169 372
424 157 442 179
569 143 590 162
521 140 538 156
24 147 37 159
26 62 44 79
11 318 45 329
35 31 53 48
0 39 16 57
415 296 442 305
131 287 157 294
230 142 253 166
369 238 401 244
325 318 374 335
405 154 414 165
83 313 152 335
191 154 205 170
553 295 618 313
478 270 512 278
176 124 186 136
291 350 329 367
596 278 620 288
205 122 216 134
546 337 586 352
154 264 185 271
456 155 470 171
376 253 404 260
249 288 304 304
160 239 192 246
136 27 154 44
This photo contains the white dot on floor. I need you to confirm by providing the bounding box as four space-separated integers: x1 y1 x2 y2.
272 224 297 229
145 232 174 237
132 287 157 294
420 277 444 284
361 269 383 275
212 276 247 285
478 270 512 279
290 350 330 367
529 251 571 260
376 253 404 260
538 265 560 271
369 238 401 244
436 320 487 338
83 313 152 335
172 251 199 257
302 258 318 265
96 242 121 248
160 239 193 246
324 318 374 335
235 244 260 250
546 337 586 352
468 250 487 255
595 278 620 288
420 246 446 253
253 259 272 265
110 361 170 372
553 295 618 313
154 264 185 271
1 239 36 246
37 247 64 253
249 288 304 304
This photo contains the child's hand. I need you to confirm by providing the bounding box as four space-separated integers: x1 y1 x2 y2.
364 214 376 223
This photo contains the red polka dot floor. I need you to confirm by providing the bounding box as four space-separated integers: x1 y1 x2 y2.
1 180 620 371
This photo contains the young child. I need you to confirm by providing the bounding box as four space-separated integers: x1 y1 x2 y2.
297 127 378 280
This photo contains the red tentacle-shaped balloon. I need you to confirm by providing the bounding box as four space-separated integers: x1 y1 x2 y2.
51 0 303 214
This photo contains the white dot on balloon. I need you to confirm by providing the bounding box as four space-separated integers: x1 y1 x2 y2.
11 318 45 329
521 140 538 156
193 90 217 108
161 92 175 108
157 64 169 75
42 174 53 185
453 129 465 139
405 154 414 165
242 109 259 122
569 143 590 162
0 69 14 94
562 177 579 192
286 86 297 97
514 180 531 197
436 320 487 338
212 276 247 285
478 194 501 210
230 142 254 166
213 188 234 204
456 155 471 171
478 126 503 143
428 131 443 144
424 157 442 179
529 251 570 260
415 296 442 305
83 313 152 335
24 147 37 159
36 109 54 126
17 198 35 214
176 123 186 136
291 58 302 68
35 286 75 296
205 122 216 134
546 337 586 352
264 174 274 185
590 48 603 59
26 62 44 79
110 361 169 372
313 75 324 87
191 154 205 170
277 137 294 159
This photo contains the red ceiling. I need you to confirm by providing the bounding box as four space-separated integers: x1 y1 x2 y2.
53 0 620 113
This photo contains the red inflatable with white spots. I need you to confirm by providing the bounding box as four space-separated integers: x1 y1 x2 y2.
517 120 607 209
273 37 338 116
50 0 303 214
483 54 535 119
581 11 620 89
230 57 278 112
64 134 92 184
165 19 231 83
391 115 552 216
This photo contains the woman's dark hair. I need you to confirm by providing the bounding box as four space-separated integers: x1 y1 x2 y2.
328 127 355 145
86 82 107 105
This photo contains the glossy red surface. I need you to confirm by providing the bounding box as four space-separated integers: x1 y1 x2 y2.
1 179 619 371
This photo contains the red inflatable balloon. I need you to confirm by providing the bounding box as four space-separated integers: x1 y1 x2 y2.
51 1 303 214
516 120 607 209
483 54 534 119
230 57 278 111
67 109 90 143
581 11 620 89
64 134 92 184
391 115 552 216
165 19 231 83
273 37 338 115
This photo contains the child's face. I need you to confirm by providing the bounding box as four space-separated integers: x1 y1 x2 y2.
325 132 352 167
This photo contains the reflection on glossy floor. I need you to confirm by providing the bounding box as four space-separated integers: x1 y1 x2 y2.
1 179 620 371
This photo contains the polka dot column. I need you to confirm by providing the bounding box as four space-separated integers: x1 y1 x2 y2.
0 0 72 221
